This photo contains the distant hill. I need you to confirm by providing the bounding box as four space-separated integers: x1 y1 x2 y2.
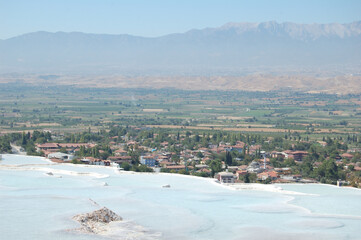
0 21 361 75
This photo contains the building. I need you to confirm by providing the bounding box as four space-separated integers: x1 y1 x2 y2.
114 148 128 156
82 157 104 165
292 151 308 161
274 167 292 175
37 143 59 151
270 151 287 159
108 156 132 165
247 161 263 173
47 152 74 161
217 172 235 184
227 142 245 153
140 156 156 167
282 150 308 162
257 171 278 181
159 161 176 168
280 175 302 182
165 165 193 172
341 153 353 160
195 164 209 169
37 142 93 153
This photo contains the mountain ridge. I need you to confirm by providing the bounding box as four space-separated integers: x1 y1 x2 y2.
3 20 361 40
0 21 360 75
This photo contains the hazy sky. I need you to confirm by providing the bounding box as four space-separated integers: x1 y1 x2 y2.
1 0 360 39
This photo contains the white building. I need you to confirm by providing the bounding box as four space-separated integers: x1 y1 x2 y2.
48 152 74 161
247 161 263 173
218 172 235 184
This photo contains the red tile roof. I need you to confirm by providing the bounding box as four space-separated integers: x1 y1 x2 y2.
37 143 59 148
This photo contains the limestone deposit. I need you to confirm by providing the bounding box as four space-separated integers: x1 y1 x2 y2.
73 207 122 233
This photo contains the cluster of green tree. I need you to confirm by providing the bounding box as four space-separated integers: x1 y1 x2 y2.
160 168 188 175
239 173 257 183
346 134 361 144
63 130 103 143
268 137 354 184
207 159 222 177
0 135 12 153
0 131 52 155
18 132 44 156
192 171 211 178
75 145 112 160
31 131 52 144
71 159 85 164
120 162 153 172
291 157 346 185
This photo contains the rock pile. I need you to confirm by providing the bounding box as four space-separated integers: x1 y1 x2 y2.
73 207 122 233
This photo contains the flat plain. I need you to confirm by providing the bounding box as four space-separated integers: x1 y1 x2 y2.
0 81 360 142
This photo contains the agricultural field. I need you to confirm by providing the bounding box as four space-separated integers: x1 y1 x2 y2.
0 82 360 142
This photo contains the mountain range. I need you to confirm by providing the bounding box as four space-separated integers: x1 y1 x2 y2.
1 21 361 75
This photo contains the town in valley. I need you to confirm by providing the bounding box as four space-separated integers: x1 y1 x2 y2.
1 83 360 187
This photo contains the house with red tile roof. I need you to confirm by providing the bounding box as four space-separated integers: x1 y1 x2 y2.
196 168 211 174
37 143 91 151
114 148 128 156
274 167 292 175
37 143 59 150
282 150 308 161
107 156 132 164
159 161 176 168
341 153 353 160
257 171 278 181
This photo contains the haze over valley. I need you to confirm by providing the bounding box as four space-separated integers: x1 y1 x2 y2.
1 21 361 93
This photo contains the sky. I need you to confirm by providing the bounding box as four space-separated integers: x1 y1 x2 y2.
1 0 361 39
